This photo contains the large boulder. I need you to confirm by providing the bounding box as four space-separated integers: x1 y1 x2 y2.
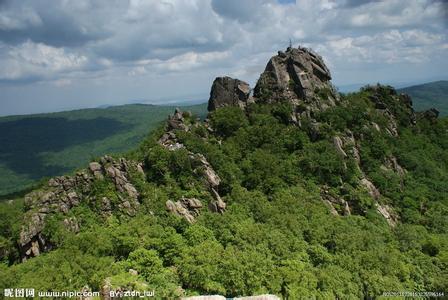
254 46 338 110
208 76 251 111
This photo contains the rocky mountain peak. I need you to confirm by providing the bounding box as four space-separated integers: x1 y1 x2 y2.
208 46 339 118
254 46 337 105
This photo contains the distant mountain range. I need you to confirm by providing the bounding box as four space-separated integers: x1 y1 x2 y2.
338 80 447 116
398 80 448 116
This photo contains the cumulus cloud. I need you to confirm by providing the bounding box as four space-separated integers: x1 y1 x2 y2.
0 0 447 114
0 40 87 82
0 0 111 47
321 29 445 63
93 0 233 62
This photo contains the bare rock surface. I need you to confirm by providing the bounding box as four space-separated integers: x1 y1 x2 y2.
208 76 251 111
253 46 338 112
166 197 203 223
207 46 339 125
375 203 398 227
360 178 381 200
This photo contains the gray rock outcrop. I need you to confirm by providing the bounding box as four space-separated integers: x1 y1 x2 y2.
158 108 227 220
254 46 338 110
321 186 351 216
375 203 398 227
19 156 143 261
360 178 381 200
166 197 203 223
418 108 439 122
207 46 339 125
208 77 251 111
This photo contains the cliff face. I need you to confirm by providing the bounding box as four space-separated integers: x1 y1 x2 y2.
208 77 252 111
209 47 338 122
254 47 338 109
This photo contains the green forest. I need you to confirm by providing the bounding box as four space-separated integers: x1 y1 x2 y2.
1 85 447 299
0 103 207 196
399 80 448 116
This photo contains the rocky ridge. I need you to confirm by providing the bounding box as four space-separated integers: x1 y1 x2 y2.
17 109 229 260
15 45 440 262
206 46 425 226
158 108 227 222
19 156 143 261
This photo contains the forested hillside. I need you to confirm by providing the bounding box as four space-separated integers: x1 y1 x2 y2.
398 80 448 116
0 47 446 299
0 103 207 196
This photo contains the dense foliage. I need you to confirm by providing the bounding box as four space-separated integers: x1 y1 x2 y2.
0 87 447 298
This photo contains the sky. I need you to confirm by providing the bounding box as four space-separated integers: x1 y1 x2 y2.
0 0 447 116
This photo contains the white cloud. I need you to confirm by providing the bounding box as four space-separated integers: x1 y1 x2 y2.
0 0 447 115
0 41 87 81
0 6 42 30
130 50 231 74
10 41 87 70
319 29 446 64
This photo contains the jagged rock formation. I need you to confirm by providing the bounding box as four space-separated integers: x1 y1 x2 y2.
19 156 142 261
208 77 252 111
375 203 398 227
321 186 351 216
254 47 338 113
365 86 416 136
158 108 226 222
206 47 418 227
166 197 203 224
207 47 338 124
